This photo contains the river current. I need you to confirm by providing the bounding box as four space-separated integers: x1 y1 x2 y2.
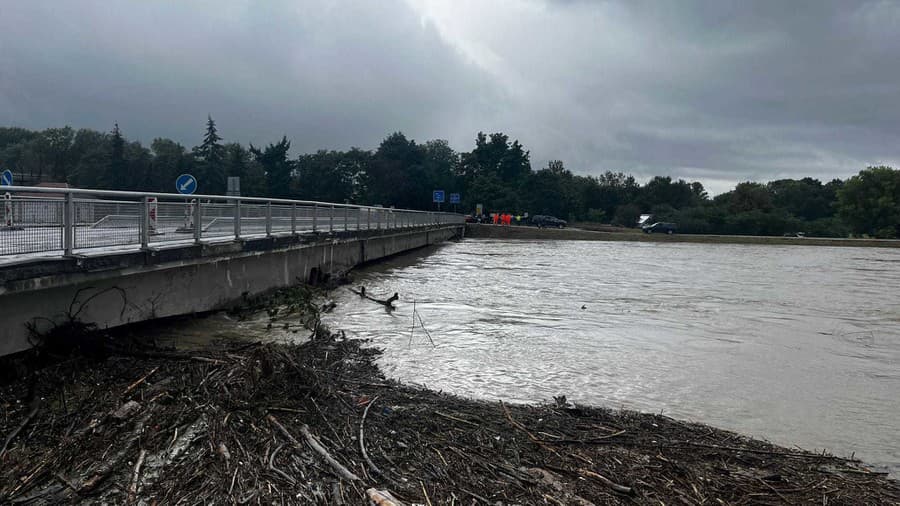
320 239 900 474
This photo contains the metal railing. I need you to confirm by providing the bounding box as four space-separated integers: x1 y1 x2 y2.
0 186 463 258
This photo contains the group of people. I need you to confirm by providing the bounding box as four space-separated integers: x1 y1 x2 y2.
491 212 521 226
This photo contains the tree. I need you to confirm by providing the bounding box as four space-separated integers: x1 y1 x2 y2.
193 116 226 194
364 132 426 208
837 166 900 238
250 136 294 198
104 123 127 189
151 138 191 192
768 178 835 221
296 150 359 203
69 129 110 188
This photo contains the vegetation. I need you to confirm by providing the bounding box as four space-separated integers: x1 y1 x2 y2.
1 120 897 238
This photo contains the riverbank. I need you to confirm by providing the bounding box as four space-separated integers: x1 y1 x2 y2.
1 288 898 504
466 223 900 248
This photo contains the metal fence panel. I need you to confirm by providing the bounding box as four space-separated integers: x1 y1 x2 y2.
0 186 463 259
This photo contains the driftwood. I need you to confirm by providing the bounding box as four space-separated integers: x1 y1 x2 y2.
351 287 399 308
267 414 360 482
127 449 147 504
366 488 404 506
578 468 633 495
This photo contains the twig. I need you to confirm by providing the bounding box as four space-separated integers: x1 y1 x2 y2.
578 468 633 495
420 480 433 506
433 411 480 427
500 401 561 458
0 402 39 458
360 396 388 480
228 467 239 496
664 441 845 459
123 366 159 396
267 414 360 481
415 311 435 346
127 449 147 504
409 300 416 346
268 444 296 484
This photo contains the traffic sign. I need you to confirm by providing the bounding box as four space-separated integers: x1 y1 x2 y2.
0 169 12 186
449 193 460 204
432 190 445 203
176 174 197 194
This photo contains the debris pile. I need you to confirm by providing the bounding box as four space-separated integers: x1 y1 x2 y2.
1 288 898 504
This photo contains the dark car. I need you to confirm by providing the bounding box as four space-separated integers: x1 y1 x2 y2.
642 222 677 234
464 214 476 223
532 215 567 228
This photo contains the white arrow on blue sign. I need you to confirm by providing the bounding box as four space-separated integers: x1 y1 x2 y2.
433 190 445 203
176 174 197 194
449 193 460 204
0 169 13 186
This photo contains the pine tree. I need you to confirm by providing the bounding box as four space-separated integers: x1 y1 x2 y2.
199 115 223 163
193 115 226 193
104 122 127 189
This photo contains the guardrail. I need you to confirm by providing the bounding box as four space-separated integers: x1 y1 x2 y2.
0 186 463 258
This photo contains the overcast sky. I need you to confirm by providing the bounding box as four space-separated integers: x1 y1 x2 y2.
2 0 899 193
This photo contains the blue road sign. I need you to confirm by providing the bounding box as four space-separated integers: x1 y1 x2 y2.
0 169 12 186
449 193 460 204
176 173 197 194
432 190 445 203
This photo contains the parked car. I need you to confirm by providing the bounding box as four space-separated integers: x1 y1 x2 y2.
642 222 677 234
464 214 476 223
531 215 567 228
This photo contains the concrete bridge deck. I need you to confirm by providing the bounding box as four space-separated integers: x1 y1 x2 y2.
0 186 463 356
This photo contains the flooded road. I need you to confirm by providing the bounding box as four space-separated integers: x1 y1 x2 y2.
319 239 900 474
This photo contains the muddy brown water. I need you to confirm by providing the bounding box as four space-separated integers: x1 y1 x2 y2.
158 239 900 474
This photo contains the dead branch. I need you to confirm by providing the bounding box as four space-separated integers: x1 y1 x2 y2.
266 414 360 482
0 402 39 458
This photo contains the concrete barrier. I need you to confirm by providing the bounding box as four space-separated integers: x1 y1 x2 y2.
0 225 461 356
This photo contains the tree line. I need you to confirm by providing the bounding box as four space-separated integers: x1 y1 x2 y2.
1 119 898 238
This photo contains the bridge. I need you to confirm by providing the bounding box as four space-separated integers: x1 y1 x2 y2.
0 186 464 356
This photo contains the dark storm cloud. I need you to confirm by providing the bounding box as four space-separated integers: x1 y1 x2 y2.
0 0 497 150
2 0 900 193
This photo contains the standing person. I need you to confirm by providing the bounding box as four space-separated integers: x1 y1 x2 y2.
492 213 499 225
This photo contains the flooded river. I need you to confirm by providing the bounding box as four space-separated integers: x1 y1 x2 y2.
320 239 900 474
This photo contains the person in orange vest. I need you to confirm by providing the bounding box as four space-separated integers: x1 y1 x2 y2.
492 213 499 225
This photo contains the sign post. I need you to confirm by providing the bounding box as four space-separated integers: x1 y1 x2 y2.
175 174 198 233
432 190 445 211
449 193 460 213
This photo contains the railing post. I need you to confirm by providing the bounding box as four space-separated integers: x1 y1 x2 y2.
140 195 150 250
63 192 74 255
377 209 381 230
343 206 348 232
193 199 202 244
356 207 361 231
234 199 241 239
367 208 371 230
329 204 334 233
312 204 318 232
291 203 297 234
265 201 272 237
